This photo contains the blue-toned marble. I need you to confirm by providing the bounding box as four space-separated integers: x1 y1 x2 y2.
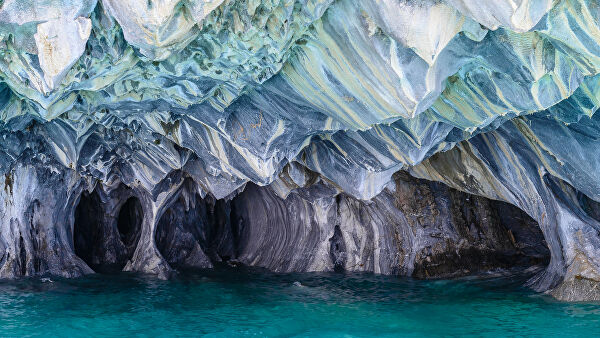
1 0 600 300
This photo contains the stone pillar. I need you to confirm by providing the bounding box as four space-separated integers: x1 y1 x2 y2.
0 163 91 278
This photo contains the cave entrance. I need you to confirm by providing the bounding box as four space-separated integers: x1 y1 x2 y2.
155 193 231 270
73 193 143 273
411 189 551 279
117 197 143 252
73 190 103 272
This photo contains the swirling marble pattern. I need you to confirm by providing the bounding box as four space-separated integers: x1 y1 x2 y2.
1 0 600 300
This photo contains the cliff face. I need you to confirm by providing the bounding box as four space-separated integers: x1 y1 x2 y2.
0 0 599 300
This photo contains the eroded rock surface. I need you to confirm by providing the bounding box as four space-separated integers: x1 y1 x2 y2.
0 0 600 301
6 164 548 283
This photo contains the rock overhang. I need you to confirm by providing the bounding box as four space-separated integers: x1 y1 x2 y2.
1 0 600 300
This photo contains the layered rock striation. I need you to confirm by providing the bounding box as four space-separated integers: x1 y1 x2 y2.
0 0 599 300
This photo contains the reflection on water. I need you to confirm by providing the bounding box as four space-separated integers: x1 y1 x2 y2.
0 267 599 336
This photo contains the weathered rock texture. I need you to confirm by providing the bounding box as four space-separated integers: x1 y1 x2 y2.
0 0 600 301
9 166 547 282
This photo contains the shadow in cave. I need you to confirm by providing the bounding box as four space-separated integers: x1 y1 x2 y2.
73 191 143 273
155 184 238 270
150 172 552 278
117 197 143 254
411 183 551 279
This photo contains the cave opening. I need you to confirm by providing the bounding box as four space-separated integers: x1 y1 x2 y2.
411 192 551 279
117 197 143 251
73 190 103 272
152 175 551 278
155 193 212 270
155 190 235 270
73 192 143 273
389 171 551 279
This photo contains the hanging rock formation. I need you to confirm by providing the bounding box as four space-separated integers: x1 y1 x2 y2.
0 0 600 301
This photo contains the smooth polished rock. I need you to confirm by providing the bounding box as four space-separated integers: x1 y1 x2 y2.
101 0 224 60
446 0 553 32
34 17 92 91
1 0 600 301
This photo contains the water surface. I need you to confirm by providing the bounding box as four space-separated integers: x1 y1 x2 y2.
0 268 598 337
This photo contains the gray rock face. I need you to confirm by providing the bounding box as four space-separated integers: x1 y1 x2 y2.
5 162 547 284
0 162 91 278
1 0 600 301
410 110 600 300
230 172 548 277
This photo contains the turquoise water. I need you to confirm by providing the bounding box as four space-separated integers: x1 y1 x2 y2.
0 268 599 337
